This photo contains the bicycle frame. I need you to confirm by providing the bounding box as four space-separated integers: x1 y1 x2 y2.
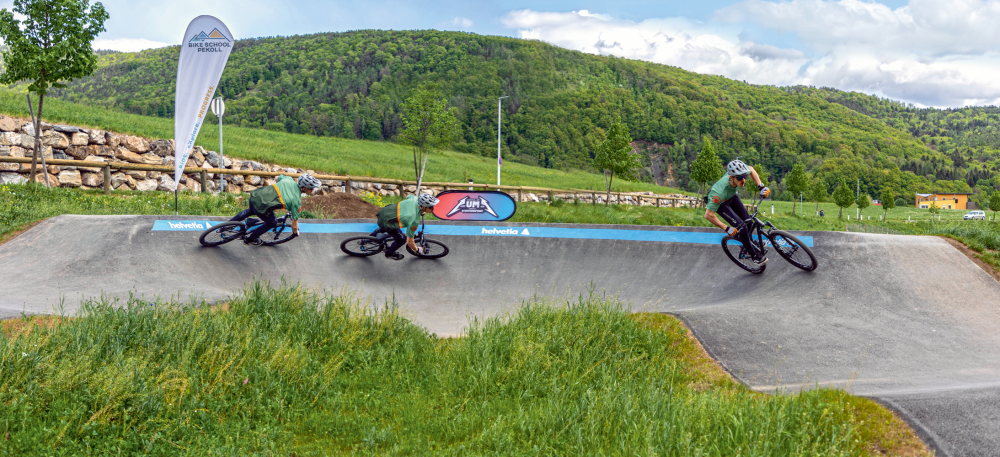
244 215 290 237
741 194 777 257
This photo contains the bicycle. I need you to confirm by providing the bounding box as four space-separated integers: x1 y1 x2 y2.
199 214 297 247
721 194 818 274
340 215 449 259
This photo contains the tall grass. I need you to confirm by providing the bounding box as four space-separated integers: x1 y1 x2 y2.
0 281 926 455
0 90 679 194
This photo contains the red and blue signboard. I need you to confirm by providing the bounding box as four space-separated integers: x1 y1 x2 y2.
432 190 517 221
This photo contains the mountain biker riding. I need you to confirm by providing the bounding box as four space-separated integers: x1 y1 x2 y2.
373 193 439 260
704 160 771 264
230 173 322 245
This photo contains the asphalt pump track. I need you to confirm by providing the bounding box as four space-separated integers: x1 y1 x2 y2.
2 214 999 456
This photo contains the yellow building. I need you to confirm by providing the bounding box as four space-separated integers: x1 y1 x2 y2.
915 193 970 210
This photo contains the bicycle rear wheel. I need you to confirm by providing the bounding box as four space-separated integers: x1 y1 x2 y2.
407 239 449 259
340 236 383 256
767 230 818 271
199 222 245 247
721 235 766 274
259 224 297 246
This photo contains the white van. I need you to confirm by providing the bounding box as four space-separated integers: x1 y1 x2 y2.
964 210 986 220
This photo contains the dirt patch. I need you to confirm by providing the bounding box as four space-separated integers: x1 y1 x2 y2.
302 192 379 219
941 236 1000 283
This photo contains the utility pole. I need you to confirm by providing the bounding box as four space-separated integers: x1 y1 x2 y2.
856 178 860 220
497 96 508 186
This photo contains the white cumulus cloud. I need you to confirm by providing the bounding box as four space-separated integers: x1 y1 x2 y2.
502 3 1000 107
452 17 473 28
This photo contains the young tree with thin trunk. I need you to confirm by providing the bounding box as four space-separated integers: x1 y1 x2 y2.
833 180 854 219
785 163 809 215
856 192 871 220
990 191 1000 222
880 187 895 222
399 82 460 191
0 0 108 185
809 179 827 215
689 136 722 201
593 117 640 205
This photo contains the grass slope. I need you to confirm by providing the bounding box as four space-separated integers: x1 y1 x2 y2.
0 90 677 194
0 282 929 455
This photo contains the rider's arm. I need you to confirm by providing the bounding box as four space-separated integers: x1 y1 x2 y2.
704 209 728 230
406 225 422 252
749 166 763 187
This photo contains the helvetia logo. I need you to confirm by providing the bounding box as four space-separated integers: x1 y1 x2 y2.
187 28 231 52
481 227 530 236
447 196 498 218
168 222 205 230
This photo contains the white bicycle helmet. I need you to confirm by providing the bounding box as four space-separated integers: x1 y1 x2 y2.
418 193 440 208
726 159 751 177
297 173 322 189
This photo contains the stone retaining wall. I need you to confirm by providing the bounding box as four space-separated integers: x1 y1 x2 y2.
0 115 695 206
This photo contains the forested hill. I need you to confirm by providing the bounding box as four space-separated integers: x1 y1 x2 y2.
17 30 1000 202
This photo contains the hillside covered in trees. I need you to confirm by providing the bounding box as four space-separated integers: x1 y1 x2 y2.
15 30 1000 205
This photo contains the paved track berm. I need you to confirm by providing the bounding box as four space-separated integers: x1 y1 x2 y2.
2 215 998 456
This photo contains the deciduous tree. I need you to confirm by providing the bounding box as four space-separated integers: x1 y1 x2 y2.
785 163 809 215
856 192 871 219
809 179 827 215
0 0 108 185
880 187 895 222
399 82 460 190
690 136 722 200
833 180 854 219
593 117 641 205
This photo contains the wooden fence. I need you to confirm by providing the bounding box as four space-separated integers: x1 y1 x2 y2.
0 156 701 208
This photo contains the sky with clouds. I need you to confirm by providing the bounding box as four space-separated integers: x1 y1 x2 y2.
3 0 999 108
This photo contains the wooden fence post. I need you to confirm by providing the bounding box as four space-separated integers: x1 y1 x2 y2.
200 169 208 193
103 164 111 194
518 187 523 202
547 190 553 202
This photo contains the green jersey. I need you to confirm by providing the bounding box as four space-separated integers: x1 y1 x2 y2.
376 195 421 237
705 175 738 212
249 175 302 220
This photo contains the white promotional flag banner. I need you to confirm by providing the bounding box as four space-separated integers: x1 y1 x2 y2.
174 15 233 186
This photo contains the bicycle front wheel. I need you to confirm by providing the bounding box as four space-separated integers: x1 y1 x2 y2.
340 236 383 257
199 222 245 247
259 224 297 246
407 239 449 259
721 235 766 274
767 230 818 271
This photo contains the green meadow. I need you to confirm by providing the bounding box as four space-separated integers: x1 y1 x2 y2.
0 90 680 194
0 282 929 456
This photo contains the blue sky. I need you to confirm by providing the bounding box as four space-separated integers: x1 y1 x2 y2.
3 0 998 108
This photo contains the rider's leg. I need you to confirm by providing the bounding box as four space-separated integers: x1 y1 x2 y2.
716 198 755 253
245 209 278 242
230 205 254 222
383 229 406 257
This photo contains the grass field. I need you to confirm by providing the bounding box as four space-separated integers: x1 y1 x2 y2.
0 90 680 194
0 281 929 455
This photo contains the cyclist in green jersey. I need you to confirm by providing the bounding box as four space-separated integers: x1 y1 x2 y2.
704 160 771 264
373 193 439 260
229 173 322 245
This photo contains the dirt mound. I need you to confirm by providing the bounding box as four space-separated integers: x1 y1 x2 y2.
302 192 379 219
